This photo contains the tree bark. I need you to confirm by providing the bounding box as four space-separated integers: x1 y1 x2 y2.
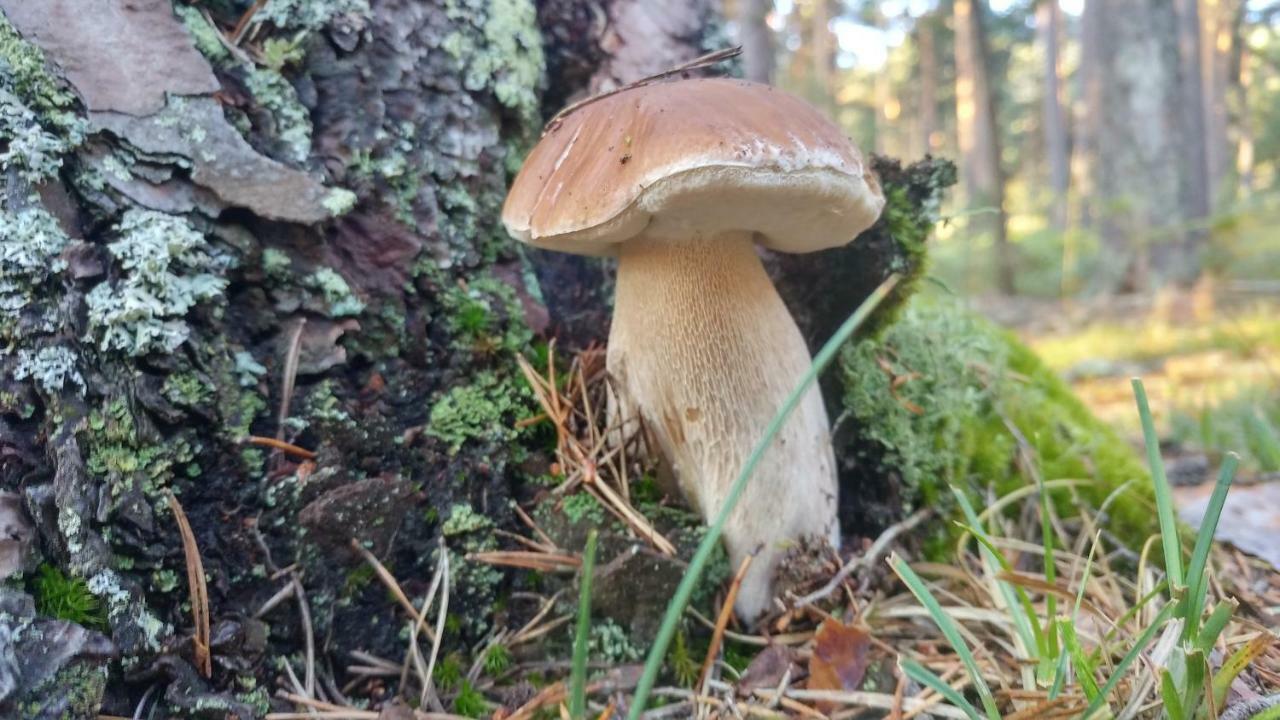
1089 0 1198 290
1037 0 1070 230
1174 0 1212 248
917 14 940 159
954 0 1014 294
738 0 776 83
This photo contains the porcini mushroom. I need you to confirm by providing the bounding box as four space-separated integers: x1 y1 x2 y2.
502 78 885 620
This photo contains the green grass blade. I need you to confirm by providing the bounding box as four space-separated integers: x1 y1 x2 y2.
1160 669 1186 720
1058 618 1101 701
1210 636 1273 712
1194 599 1236 654
626 274 900 720
1084 599 1178 717
1132 377 1184 589
1183 453 1238 640
899 656 983 720
570 530 598 719
892 554 1001 720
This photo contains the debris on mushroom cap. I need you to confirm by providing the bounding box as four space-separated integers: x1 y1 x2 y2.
501 78 886 256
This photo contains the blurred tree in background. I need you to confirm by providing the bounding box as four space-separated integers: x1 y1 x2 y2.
726 0 1280 296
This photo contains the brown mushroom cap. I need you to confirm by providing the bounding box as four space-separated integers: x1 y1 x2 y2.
502 78 885 256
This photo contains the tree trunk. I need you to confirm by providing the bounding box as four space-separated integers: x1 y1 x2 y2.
1089 0 1196 291
917 14 940 158
1037 0 1070 230
1201 0 1230 204
1076 0 1104 229
954 0 1014 294
738 0 776 83
1174 0 1212 262
811 0 836 110
0 1 955 716
0 0 716 715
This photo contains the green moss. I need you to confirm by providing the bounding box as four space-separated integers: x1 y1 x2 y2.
840 292 1157 551
482 643 512 675
560 493 605 525
433 655 464 690
85 397 195 504
85 210 228 357
426 371 534 453
31 564 107 630
440 274 534 353
453 680 488 718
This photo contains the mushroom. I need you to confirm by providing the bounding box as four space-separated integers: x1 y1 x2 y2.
502 78 885 620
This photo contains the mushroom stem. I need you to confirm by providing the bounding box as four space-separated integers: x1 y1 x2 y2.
607 230 840 620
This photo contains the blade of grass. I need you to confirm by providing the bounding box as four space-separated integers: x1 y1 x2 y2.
1209 634 1273 712
1058 618 1101 702
1193 599 1236 654
1183 453 1238 641
1083 599 1178 718
952 488 1045 668
625 274 900 720
1160 670 1187 720
569 530 598 719
899 656 983 720
891 554 1001 720
1132 378 1184 589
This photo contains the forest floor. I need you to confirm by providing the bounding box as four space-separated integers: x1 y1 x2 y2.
997 286 1280 570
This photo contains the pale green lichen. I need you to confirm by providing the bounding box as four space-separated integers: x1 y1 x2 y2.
234 350 268 387
442 503 493 536
174 5 232 65
322 187 358 216
257 0 371 32
0 205 69 318
84 210 228 356
14 345 84 394
588 620 642 663
243 67 313 163
0 15 86 182
425 371 533 453
305 267 365 317
441 0 545 124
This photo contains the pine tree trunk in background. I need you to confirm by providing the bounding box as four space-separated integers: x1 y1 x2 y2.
1037 0 1070 231
917 15 940 159
1235 40 1255 194
1173 0 1212 271
1089 0 1194 291
954 0 1014 294
1077 0 1104 229
811 0 835 111
1202 0 1228 204
739 0 776 83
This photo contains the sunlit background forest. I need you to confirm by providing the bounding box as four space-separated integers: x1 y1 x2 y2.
726 0 1280 507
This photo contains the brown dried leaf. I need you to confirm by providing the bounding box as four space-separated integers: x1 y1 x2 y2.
808 618 871 710
737 644 803 696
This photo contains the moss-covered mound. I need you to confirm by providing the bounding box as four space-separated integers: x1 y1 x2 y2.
838 292 1158 553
